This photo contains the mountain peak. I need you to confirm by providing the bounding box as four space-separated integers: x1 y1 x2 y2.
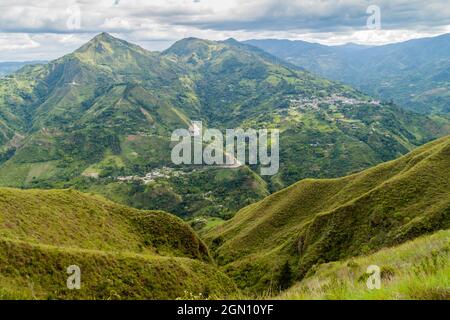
81 32 124 49
92 32 117 42
163 37 217 57
223 38 239 44
333 42 372 50
72 32 150 63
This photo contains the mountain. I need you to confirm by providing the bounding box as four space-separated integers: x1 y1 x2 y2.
0 61 46 77
205 136 450 292
245 33 450 114
0 33 448 220
0 34 271 218
0 187 236 299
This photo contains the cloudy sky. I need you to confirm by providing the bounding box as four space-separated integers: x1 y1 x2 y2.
1 0 449 61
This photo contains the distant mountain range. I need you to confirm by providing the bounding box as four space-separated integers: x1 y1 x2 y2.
0 61 46 77
246 33 450 114
205 135 450 292
0 33 448 219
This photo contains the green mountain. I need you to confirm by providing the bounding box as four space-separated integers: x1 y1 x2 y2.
205 136 450 293
0 187 236 299
245 33 450 114
0 33 448 220
0 34 272 218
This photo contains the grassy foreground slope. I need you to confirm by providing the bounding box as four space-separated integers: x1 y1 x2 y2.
278 230 449 300
0 188 236 299
205 136 450 292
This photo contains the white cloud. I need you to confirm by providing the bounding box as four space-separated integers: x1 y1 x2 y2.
0 33 39 51
0 33 92 61
0 0 449 60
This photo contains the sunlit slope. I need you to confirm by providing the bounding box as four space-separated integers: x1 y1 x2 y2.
205 136 450 292
0 188 236 299
277 230 450 300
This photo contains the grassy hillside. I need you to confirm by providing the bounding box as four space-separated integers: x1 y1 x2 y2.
205 136 450 293
277 230 449 300
0 187 236 299
0 238 236 300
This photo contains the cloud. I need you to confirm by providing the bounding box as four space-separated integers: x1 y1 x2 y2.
0 33 39 51
0 33 93 61
0 0 449 60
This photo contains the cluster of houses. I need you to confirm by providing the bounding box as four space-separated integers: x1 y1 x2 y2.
117 167 186 184
289 94 380 111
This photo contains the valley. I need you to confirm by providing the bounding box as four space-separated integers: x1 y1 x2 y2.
0 33 448 220
0 32 448 301
0 134 448 299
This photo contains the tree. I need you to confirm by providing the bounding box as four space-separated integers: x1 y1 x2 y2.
278 261 293 290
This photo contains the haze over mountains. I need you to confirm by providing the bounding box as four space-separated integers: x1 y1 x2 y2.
0 33 448 219
0 61 47 77
246 33 450 115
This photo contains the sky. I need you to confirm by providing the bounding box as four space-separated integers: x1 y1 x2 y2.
0 0 449 61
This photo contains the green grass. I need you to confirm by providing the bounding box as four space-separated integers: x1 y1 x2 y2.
0 136 449 299
0 238 236 300
189 217 227 236
204 217 227 231
0 187 237 299
277 230 450 300
205 136 450 293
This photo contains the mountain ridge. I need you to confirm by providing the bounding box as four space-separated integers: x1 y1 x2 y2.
0 186 237 299
0 33 448 219
245 33 450 114
205 135 450 292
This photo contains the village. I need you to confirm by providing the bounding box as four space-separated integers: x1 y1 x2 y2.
116 166 187 184
289 94 381 111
